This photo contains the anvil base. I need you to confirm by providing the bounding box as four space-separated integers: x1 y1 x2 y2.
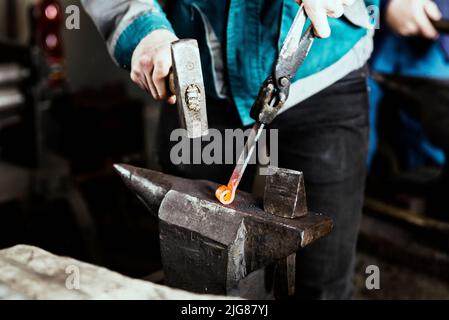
114 164 332 297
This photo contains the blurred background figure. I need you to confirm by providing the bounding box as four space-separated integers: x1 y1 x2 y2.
368 0 449 221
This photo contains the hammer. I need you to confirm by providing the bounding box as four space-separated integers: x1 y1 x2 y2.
167 39 209 139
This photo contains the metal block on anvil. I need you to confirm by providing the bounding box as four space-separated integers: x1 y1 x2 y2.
264 166 308 219
263 166 309 298
114 164 332 297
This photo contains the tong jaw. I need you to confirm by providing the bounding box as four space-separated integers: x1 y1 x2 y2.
249 76 288 125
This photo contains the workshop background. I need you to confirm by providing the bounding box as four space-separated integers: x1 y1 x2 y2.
1 0 448 299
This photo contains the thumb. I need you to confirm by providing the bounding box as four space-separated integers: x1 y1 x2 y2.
307 5 331 38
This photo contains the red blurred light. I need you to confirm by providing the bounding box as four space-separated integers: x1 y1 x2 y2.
45 34 58 49
45 4 59 20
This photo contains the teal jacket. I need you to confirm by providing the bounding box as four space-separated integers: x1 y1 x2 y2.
83 0 379 125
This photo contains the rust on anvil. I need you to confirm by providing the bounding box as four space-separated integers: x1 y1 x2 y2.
114 164 332 249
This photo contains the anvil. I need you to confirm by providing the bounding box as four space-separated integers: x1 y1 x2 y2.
114 164 332 297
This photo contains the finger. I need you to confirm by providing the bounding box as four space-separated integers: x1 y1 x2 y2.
136 79 149 92
424 0 442 21
325 0 344 18
145 70 159 100
414 7 438 38
306 3 331 38
342 0 356 6
131 70 149 92
400 22 420 36
138 56 159 99
141 63 158 100
139 57 160 99
152 57 172 100
167 95 177 105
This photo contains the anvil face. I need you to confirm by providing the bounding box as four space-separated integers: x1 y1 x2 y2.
114 164 331 246
114 164 332 295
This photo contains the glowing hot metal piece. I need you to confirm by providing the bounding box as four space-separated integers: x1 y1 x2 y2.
216 122 265 205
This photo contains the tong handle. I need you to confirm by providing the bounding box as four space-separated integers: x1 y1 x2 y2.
274 5 315 90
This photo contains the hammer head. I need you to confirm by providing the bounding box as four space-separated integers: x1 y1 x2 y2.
171 39 209 139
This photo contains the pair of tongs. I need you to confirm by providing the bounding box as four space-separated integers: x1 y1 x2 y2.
216 5 316 205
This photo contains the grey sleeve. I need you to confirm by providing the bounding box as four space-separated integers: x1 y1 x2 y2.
81 0 174 68
81 0 132 41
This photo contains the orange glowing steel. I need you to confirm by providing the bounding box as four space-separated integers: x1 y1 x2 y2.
215 172 241 205
215 185 233 205
215 182 237 205
215 122 265 205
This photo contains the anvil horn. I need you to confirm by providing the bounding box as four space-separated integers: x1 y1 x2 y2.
114 164 172 216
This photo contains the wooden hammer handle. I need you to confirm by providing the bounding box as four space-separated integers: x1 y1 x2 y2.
167 70 176 96
432 19 449 34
